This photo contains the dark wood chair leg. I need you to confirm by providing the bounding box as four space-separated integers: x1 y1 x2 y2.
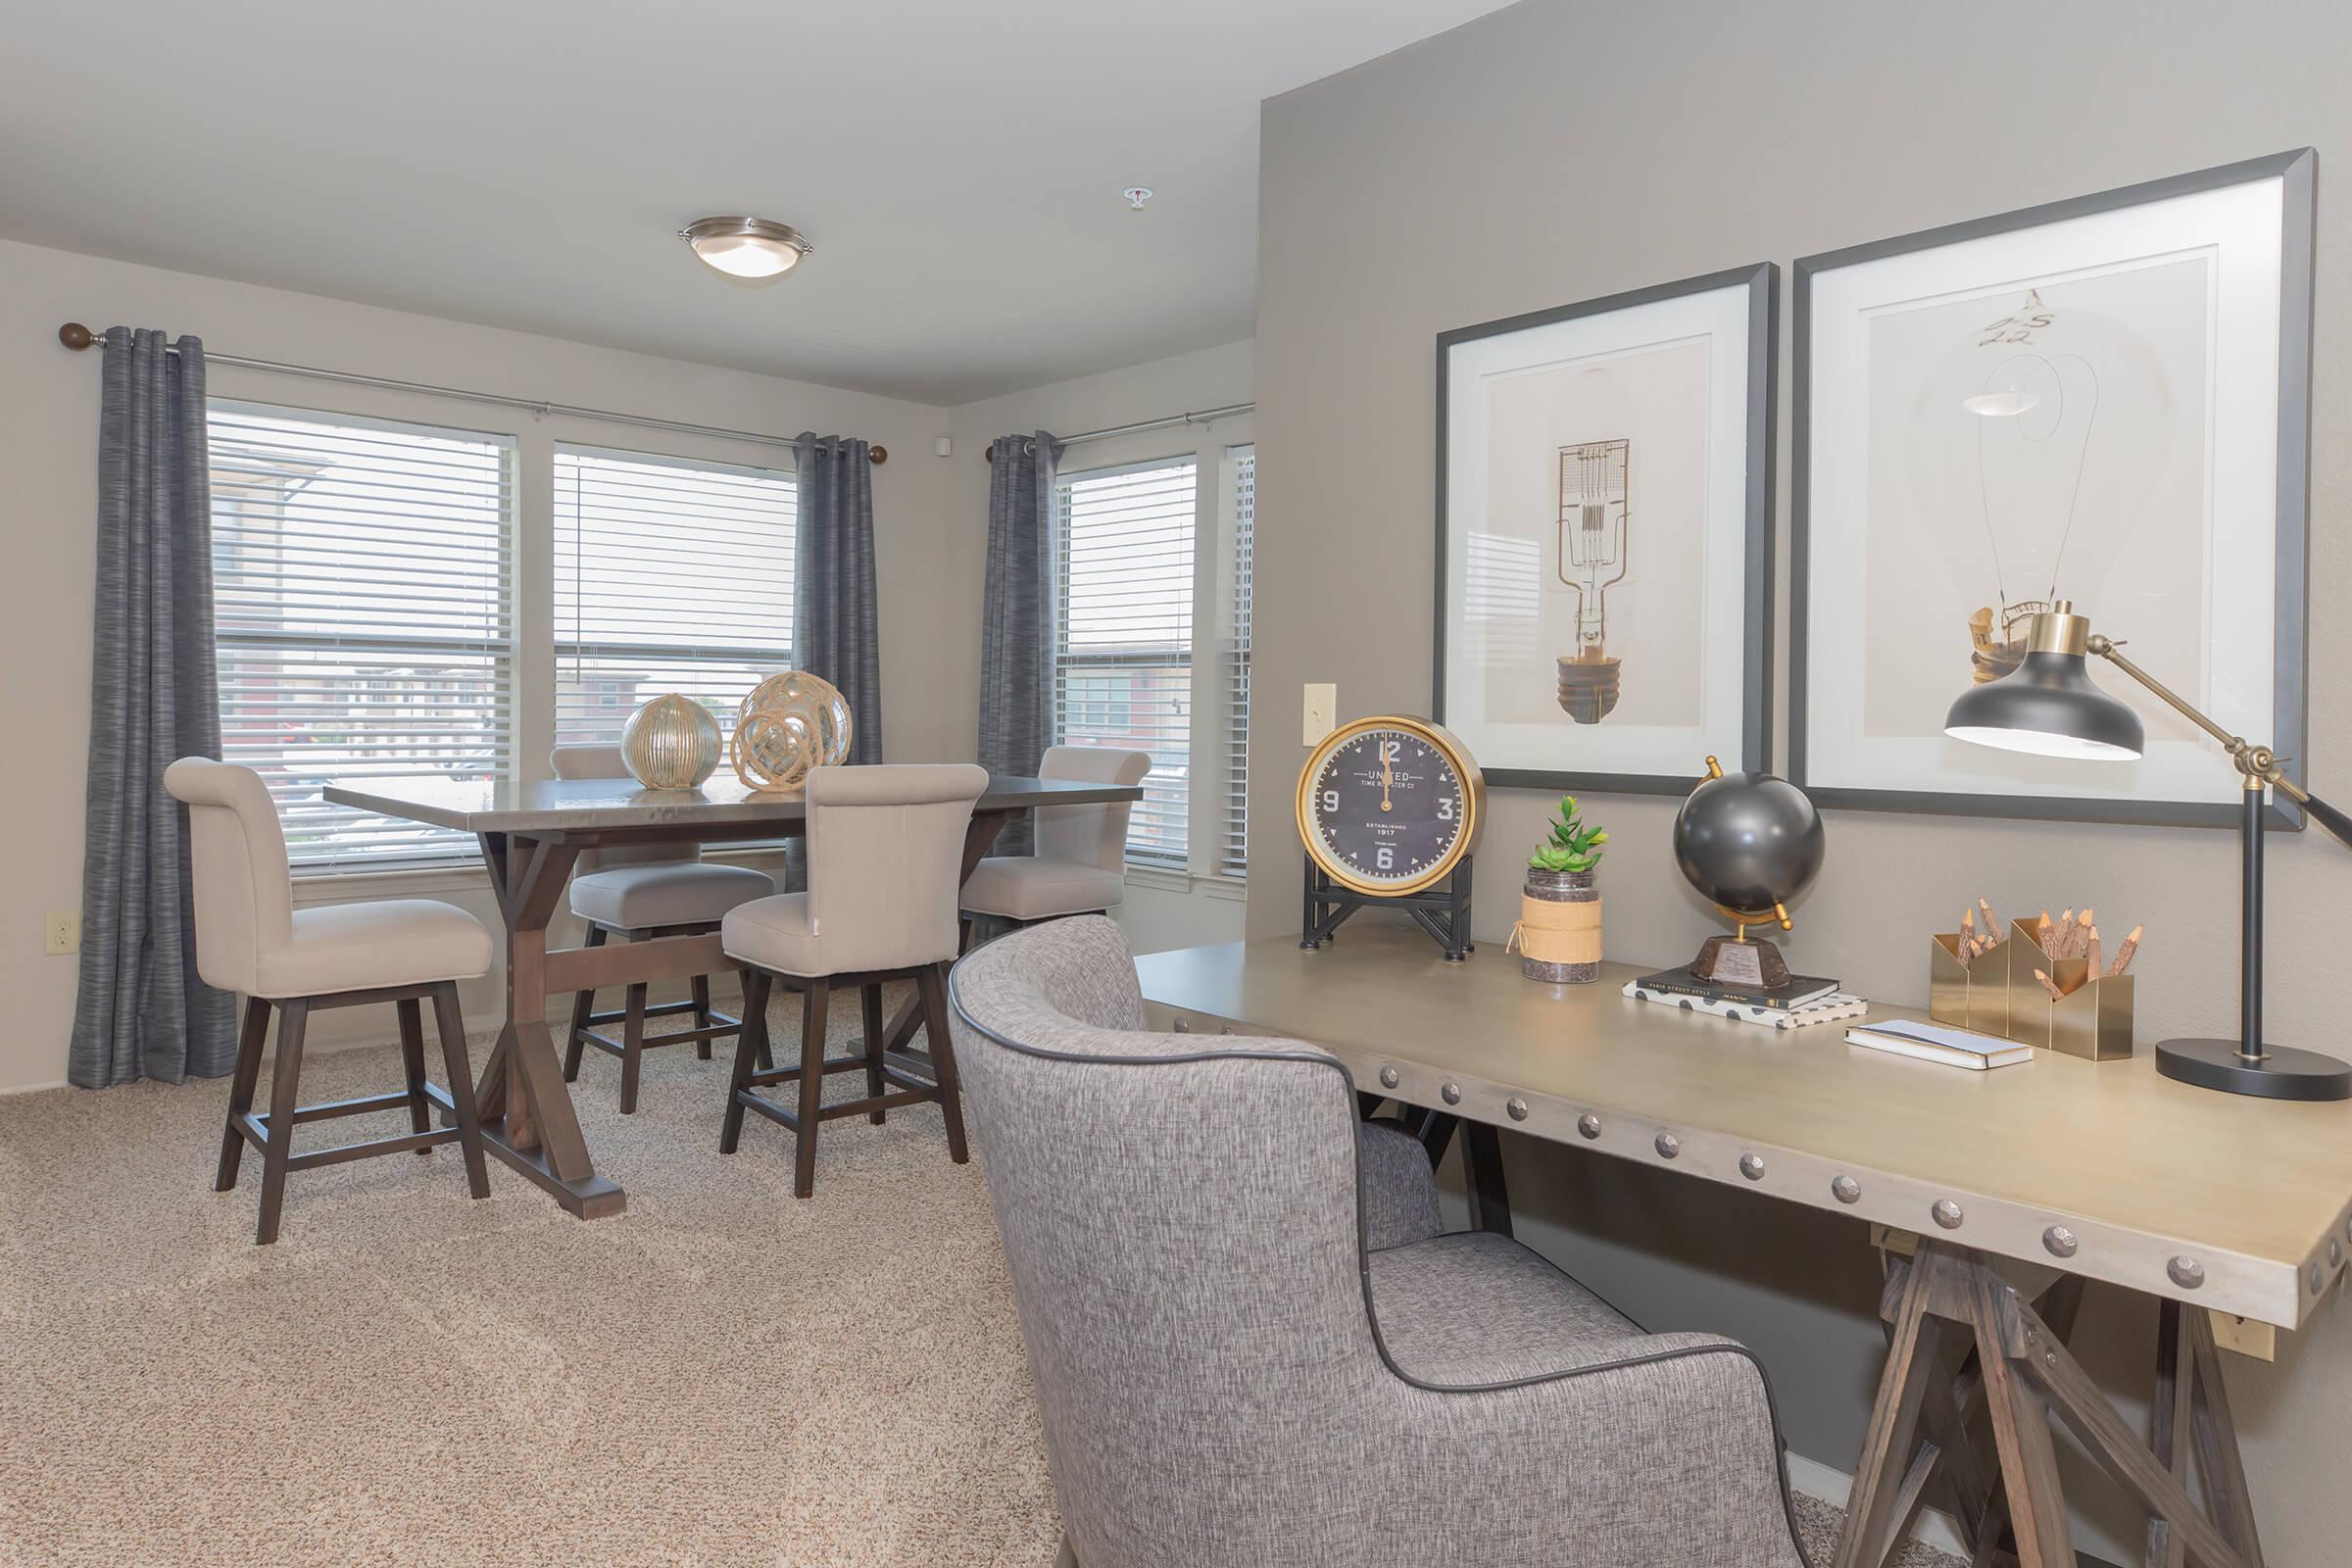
396 996 433 1154
618 981 650 1114
254 1000 310 1245
794 978 830 1198
860 983 888 1124
691 971 716 1060
746 968 773 1070
216 996 270 1191
915 963 968 1165
429 982 493 1200
721 970 772 1154
564 923 607 1082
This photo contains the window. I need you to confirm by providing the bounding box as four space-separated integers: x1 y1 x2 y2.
1053 457 1197 868
209 403 515 869
1218 447 1254 879
553 446 796 746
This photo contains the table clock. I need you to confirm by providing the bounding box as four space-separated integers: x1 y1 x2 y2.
1296 715 1484 960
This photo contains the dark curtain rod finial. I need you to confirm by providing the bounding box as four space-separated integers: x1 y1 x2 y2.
59 321 99 352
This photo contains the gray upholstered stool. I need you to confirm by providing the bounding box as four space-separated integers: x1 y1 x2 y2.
551 744 773 1113
166 759 494 1246
958 745 1150 945
720 763 988 1198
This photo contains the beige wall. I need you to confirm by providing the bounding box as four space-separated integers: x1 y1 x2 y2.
950 341 1257 954
0 235 956 1090
1253 1 2352 1560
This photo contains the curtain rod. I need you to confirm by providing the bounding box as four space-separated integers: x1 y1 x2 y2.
54 321 887 463
985 402 1253 463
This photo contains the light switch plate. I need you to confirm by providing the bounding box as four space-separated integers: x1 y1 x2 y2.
44 908 79 956
1302 683 1337 746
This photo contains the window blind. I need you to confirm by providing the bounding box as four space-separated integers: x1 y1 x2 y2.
553 446 796 750
208 402 515 870
1218 448 1254 879
1054 457 1197 868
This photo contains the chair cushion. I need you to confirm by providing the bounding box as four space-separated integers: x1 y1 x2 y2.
571 860 774 930
254 900 493 999
721 892 823 977
958 856 1126 921
1367 1231 1645 1386
1360 1120 1444 1250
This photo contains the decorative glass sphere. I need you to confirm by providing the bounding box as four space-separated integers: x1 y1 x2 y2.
618 694 720 789
1672 767 1825 915
739 669 853 766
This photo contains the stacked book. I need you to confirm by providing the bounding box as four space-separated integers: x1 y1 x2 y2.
1844 1017 2034 1071
1626 965 1865 1031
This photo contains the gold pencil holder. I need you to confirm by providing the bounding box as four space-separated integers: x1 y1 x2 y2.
1928 920 2133 1062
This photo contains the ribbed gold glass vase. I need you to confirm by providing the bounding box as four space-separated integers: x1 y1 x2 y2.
619 694 721 789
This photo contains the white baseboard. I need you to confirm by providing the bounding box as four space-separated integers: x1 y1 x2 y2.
0 1077 69 1097
1785 1449 1970 1561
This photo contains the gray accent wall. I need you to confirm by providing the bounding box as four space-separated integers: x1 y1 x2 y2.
1250 2 2352 1561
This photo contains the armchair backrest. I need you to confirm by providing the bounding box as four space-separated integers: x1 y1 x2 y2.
947 915 1385 1561
804 763 988 972
162 758 295 997
1034 745 1151 871
550 743 695 872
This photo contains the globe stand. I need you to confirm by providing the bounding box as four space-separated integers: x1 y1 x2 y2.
1690 932 1791 990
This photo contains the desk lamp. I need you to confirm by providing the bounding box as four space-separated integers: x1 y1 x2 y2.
1944 601 2352 1101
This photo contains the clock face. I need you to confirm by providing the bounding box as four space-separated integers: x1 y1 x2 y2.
1303 723 1473 892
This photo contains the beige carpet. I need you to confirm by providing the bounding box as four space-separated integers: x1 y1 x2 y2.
0 994 1957 1568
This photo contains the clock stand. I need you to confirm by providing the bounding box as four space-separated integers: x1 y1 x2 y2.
1299 854 1476 961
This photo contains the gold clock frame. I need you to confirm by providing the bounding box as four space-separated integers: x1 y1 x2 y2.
1295 714 1487 898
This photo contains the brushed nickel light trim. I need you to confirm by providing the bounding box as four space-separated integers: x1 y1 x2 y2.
679 216 812 281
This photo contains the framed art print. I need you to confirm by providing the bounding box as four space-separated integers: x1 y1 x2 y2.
1434 263 1776 794
1791 150 2314 827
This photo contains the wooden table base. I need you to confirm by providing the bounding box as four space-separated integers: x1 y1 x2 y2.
1833 1240 2265 1568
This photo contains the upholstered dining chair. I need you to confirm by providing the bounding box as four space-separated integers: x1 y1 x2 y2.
958 745 1150 942
948 915 1810 1568
551 743 773 1112
165 759 494 1246
719 762 990 1197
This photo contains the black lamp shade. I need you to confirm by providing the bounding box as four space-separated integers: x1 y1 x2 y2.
1944 652 2146 760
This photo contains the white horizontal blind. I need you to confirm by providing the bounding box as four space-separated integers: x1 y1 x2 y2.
1054 457 1197 868
208 402 515 869
1219 447 1254 879
553 446 796 749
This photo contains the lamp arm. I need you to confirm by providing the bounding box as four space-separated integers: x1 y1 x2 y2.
2089 634 2352 853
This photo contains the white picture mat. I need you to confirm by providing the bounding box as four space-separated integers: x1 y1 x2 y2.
1444 282 1754 776
1803 175 2284 806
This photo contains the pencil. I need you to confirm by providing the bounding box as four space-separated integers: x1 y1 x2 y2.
2085 927 2101 980
2033 969 2066 1002
2037 910 2054 951
2108 925 2142 977
1980 899 2002 944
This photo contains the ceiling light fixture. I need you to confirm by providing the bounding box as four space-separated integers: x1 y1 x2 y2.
678 216 811 281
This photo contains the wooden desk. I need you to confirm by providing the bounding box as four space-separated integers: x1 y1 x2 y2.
1136 927 2350 1568
324 772 1141 1219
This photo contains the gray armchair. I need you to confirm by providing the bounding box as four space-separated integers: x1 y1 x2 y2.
948 915 1809 1568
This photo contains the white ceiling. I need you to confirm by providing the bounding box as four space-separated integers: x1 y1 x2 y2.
0 1 1508 405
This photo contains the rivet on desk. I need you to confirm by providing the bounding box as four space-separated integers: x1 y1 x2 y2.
1739 1152 1765 1181
2043 1225 2078 1258
1654 1132 1680 1159
1833 1175 1861 1204
1506 1097 1529 1121
1379 1065 1398 1089
1932 1199 1964 1230
2169 1256 2205 1290
1576 1113 1601 1140
1441 1081 1461 1105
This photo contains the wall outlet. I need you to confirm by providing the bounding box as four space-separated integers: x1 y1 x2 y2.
1302 683 1337 746
44 908 79 956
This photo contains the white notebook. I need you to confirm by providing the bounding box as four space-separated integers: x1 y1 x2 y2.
1846 1018 2034 1071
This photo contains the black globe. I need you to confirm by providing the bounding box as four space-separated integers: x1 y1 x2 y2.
1672 769 1826 914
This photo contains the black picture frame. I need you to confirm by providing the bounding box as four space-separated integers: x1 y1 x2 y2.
1432 262 1779 796
1790 149 2315 830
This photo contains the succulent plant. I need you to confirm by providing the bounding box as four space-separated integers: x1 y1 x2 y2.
1528 794 1607 874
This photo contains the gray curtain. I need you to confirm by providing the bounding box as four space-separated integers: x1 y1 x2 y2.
978 431 1060 855
792 433 882 765
71 328 234 1088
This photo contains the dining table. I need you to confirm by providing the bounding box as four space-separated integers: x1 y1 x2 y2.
320 770 1145 1219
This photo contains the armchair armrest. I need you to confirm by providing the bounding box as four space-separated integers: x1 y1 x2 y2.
1359 1119 1443 1250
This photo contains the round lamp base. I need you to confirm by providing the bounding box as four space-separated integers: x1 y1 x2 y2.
2155 1037 2352 1102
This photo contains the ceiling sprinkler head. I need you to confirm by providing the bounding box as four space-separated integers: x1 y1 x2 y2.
1123 187 1153 211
